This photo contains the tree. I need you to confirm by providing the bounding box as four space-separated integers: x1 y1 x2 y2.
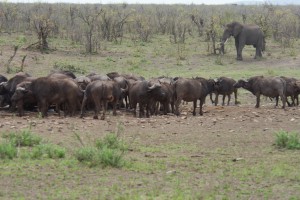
31 4 57 51
77 5 102 53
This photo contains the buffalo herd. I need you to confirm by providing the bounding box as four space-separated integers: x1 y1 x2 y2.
0 71 299 119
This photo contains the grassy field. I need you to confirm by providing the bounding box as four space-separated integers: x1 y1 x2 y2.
1 33 300 199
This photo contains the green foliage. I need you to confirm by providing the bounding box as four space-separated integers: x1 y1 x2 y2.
75 133 127 168
53 62 87 75
95 133 127 151
275 131 300 150
31 144 66 159
0 142 17 159
3 129 42 147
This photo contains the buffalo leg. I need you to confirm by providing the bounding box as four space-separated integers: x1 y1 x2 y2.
234 89 238 105
210 93 215 104
93 100 100 119
199 98 204 116
255 94 260 108
222 95 226 106
214 94 219 106
80 96 87 118
281 94 286 109
227 94 231 106
193 100 197 116
101 101 107 120
175 98 181 116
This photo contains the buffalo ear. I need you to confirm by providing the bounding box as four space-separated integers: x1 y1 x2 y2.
233 23 243 37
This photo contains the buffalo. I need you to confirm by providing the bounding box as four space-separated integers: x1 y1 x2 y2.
234 76 286 108
15 77 83 117
174 77 215 116
80 80 122 120
211 77 238 106
128 81 164 118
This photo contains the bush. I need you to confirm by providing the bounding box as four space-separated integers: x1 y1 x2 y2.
0 142 17 159
31 144 66 159
75 133 127 168
95 133 127 150
3 129 42 147
53 62 86 74
275 131 300 150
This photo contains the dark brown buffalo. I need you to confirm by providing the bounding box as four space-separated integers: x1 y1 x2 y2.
0 72 32 109
128 81 164 118
80 80 122 120
75 76 91 90
87 73 111 82
148 77 175 115
280 76 299 106
112 76 129 108
211 77 238 106
0 74 8 107
48 70 76 79
107 72 145 81
0 75 7 83
11 81 37 116
234 76 286 108
174 77 215 116
17 77 83 117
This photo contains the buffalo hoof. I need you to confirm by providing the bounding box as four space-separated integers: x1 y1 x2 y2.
100 116 105 120
93 116 98 119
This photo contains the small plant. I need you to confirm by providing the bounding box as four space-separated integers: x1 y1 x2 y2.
75 132 127 168
3 129 42 147
53 62 86 74
31 143 66 159
215 55 223 65
0 142 17 159
275 131 300 150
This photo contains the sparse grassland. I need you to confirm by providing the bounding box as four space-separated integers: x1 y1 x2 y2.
0 28 300 199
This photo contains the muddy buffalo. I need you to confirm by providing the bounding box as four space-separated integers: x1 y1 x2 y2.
234 76 286 108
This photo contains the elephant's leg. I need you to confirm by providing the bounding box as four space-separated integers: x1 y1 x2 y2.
255 47 262 59
236 38 245 60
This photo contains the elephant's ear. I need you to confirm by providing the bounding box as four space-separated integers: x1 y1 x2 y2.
233 23 243 37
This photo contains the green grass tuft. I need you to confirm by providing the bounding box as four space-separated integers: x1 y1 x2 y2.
31 143 66 159
75 133 127 168
0 142 17 159
275 131 300 150
3 129 42 147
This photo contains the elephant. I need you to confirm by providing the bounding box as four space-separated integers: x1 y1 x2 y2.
220 21 265 60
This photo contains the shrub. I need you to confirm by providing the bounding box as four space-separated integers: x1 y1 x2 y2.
3 129 42 147
75 133 127 168
53 62 86 74
98 146 124 168
0 142 17 159
275 131 300 150
31 144 66 159
95 133 127 151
